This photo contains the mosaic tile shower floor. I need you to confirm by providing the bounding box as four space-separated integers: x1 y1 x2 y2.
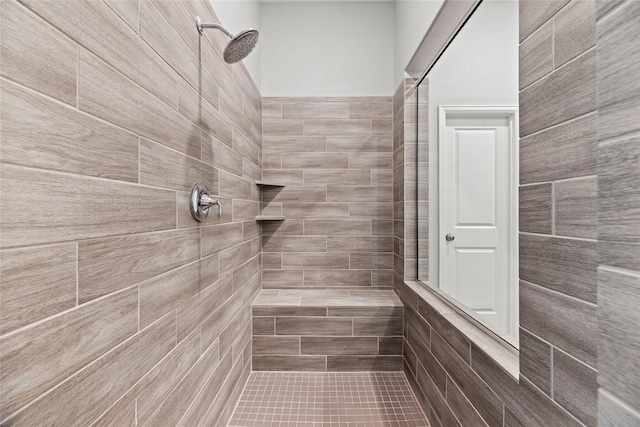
228 371 429 427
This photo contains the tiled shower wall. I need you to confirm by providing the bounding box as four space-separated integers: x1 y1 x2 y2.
395 0 601 426
0 1 261 425
261 97 394 290
596 0 640 424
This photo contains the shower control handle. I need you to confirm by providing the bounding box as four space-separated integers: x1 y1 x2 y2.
445 234 455 242
190 183 222 222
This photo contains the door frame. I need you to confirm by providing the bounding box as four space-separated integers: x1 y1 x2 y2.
438 105 519 339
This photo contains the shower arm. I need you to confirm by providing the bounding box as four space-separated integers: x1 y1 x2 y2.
196 17 233 38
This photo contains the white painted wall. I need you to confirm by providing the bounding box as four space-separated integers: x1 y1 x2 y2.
424 0 519 287
394 0 444 88
209 0 262 89
259 1 394 96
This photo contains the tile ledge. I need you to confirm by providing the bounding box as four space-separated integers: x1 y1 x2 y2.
402 280 520 380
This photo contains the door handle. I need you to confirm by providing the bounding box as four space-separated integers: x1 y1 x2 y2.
445 234 455 242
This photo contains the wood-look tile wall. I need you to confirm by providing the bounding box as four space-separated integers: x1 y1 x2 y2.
261 97 394 289
0 1 259 425
395 1 601 426
596 0 640 424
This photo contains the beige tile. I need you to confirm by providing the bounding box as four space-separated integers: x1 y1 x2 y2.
282 102 350 119
519 20 553 89
221 94 252 144
326 135 392 153
232 199 259 222
263 170 305 185
262 270 304 288
304 220 372 236
252 355 326 371
0 1 76 104
327 236 393 253
327 355 402 371
303 270 372 288
141 339 222 427
262 253 282 269
20 0 177 107
327 186 393 202
78 229 199 303
262 236 327 252
263 152 282 169
91 391 136 427
78 49 199 158
104 0 138 32
139 261 203 328
203 223 244 257
0 164 176 248
349 203 394 220
219 171 252 200
201 131 242 174
0 287 138 416
262 220 304 236
371 119 393 136
0 244 77 334
232 256 260 292
350 253 394 269
1 80 138 182
262 100 282 118
282 253 350 270
263 136 327 152
253 336 300 355
304 119 371 135
177 81 228 146
263 119 303 136
201 292 243 349
140 138 217 191
219 241 252 277
554 0 596 67
199 356 247 426
133 329 200 422
283 202 350 219
263 186 327 203
282 152 349 169
276 317 352 336
304 169 371 185
349 102 393 119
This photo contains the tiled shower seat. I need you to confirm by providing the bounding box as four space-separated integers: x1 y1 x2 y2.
252 289 404 372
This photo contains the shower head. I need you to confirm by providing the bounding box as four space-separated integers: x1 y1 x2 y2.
196 17 259 64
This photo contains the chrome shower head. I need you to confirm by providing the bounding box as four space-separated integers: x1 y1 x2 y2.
196 17 259 64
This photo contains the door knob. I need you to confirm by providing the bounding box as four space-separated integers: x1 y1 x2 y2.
445 234 455 241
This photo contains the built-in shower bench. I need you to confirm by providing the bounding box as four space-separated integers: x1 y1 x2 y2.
251 289 404 372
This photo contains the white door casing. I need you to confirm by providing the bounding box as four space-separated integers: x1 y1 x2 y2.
438 106 518 338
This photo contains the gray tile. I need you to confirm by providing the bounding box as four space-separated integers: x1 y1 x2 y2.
519 0 570 41
252 355 326 371
353 317 403 336
261 270 304 289
417 299 470 364
253 317 275 335
519 20 553 89
520 50 596 137
282 102 349 119
597 0 625 18
520 114 596 184
301 337 378 355
555 176 597 239
304 270 372 288
553 349 598 426
520 234 597 303
598 136 640 245
598 267 640 410
414 361 461 427
430 332 504 427
519 328 551 396
599 389 640 427
446 376 490 427
520 281 597 367
252 336 300 355
304 119 371 136
262 235 327 252
379 337 403 355
519 183 553 234
326 355 402 371
282 253 350 270
554 0 596 67
276 317 352 336
327 236 393 253
263 136 326 152
597 0 640 140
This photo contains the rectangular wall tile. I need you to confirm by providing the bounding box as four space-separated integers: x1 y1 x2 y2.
519 20 553 89
0 1 77 104
353 317 403 336
282 253 349 270
553 348 598 425
520 234 597 303
520 281 597 367
0 164 176 248
282 102 350 119
0 244 77 334
276 317 352 336
0 287 138 416
554 0 596 67
252 355 326 371
555 177 597 239
1 80 138 182
282 153 349 169
304 270 372 288
519 184 552 234
519 328 552 395
301 337 377 355
304 119 370 135
253 336 300 355
327 356 402 371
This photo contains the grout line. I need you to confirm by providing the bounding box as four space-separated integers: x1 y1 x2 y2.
551 181 556 235
75 242 79 306
520 279 597 307
519 231 596 243
550 345 555 398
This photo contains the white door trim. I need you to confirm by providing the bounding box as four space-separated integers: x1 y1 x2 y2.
438 105 519 340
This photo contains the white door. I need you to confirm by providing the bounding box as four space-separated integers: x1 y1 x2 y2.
439 106 517 334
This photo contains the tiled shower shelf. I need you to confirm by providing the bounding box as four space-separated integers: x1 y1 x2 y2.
255 180 285 187
255 216 286 221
